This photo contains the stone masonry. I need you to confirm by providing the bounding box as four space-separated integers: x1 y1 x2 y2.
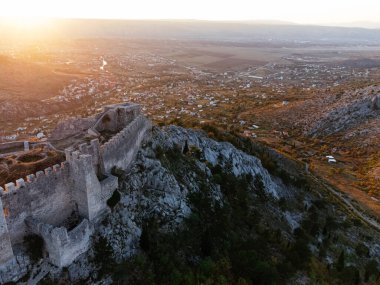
0 103 151 272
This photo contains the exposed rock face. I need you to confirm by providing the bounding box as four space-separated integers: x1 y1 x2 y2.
64 125 379 284
94 126 282 263
0 255 30 284
372 94 380 110
305 86 380 137
280 86 380 139
5 125 380 284
152 126 280 198
97 154 194 262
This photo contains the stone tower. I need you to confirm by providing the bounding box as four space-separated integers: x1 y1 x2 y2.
69 154 106 221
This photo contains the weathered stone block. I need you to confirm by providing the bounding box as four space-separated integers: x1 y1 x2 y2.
44 167 53 176
15 179 26 188
4 183 16 193
53 164 60 172
26 174 35 183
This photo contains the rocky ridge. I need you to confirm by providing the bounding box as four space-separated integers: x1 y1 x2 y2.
99 126 284 259
7 125 380 284
303 85 380 137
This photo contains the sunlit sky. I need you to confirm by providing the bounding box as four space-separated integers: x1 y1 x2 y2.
0 0 379 26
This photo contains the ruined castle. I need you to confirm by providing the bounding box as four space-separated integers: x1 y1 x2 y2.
0 103 151 271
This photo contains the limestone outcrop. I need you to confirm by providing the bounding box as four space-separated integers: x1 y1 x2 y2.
98 126 282 262
371 94 380 110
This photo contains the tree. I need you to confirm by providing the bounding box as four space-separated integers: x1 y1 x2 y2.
364 260 379 282
93 236 115 277
336 251 345 272
340 266 360 285
183 140 189 154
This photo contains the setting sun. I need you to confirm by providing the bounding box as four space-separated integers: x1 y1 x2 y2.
2 17 51 29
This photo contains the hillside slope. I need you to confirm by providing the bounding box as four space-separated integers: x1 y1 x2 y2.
8 126 380 284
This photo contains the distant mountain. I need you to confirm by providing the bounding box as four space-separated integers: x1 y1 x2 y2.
240 19 298 26
330 21 380 29
1 19 380 44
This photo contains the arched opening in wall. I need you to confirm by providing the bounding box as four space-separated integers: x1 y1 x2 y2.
64 210 80 231
107 190 121 210
101 114 111 124
23 234 45 263
99 114 117 143
111 166 125 178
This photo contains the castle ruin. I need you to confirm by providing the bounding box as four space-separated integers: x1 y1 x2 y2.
0 103 151 273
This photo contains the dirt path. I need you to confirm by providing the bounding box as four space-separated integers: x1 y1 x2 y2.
309 172 380 232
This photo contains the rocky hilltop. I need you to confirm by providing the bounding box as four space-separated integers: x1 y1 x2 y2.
30 125 380 285
301 85 380 139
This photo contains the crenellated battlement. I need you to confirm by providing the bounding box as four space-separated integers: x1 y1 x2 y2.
0 161 70 197
101 115 147 151
101 114 151 173
26 217 92 267
67 139 100 159
0 103 151 272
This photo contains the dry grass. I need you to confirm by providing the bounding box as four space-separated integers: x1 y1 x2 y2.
0 55 76 101
0 149 65 187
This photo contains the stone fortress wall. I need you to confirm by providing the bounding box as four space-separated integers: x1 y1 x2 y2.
101 115 149 173
0 103 151 271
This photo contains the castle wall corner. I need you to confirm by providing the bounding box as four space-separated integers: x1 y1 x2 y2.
101 115 151 174
26 218 92 268
0 198 14 265
70 155 106 222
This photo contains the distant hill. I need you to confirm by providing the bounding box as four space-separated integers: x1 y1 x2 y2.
0 55 74 101
331 21 380 29
1 19 380 44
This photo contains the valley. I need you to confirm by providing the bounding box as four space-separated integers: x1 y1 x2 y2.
1 19 380 284
1 33 379 221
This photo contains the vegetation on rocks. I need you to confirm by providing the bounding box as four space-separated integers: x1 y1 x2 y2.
89 128 380 284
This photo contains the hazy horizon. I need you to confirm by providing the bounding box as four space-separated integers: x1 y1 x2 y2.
1 0 380 29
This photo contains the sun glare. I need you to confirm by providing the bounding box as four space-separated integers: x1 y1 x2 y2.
3 17 51 29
